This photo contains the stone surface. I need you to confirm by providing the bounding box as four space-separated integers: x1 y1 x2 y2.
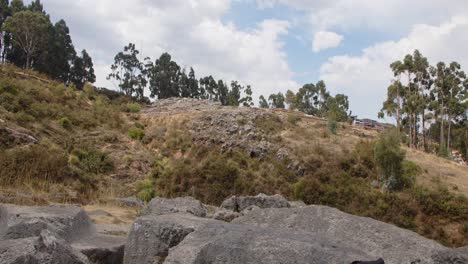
212 209 242 222
0 230 89 264
233 205 446 264
221 193 290 212
431 246 468 264
165 221 371 264
114 197 144 208
0 204 93 242
72 233 126 264
124 213 217 264
141 196 207 217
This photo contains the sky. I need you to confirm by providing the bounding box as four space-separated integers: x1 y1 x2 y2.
29 0 468 120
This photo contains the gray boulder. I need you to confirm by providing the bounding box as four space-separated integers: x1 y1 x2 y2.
0 204 93 242
233 205 446 264
124 213 218 264
221 193 290 212
141 196 207 217
165 221 371 264
0 230 89 264
432 246 468 264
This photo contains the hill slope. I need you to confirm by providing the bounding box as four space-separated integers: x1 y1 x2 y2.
0 66 466 247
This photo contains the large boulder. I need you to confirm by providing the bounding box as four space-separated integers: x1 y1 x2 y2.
141 197 207 217
0 204 93 242
164 221 371 264
0 230 89 264
233 205 446 264
0 204 125 264
221 193 290 212
124 213 218 264
431 246 468 264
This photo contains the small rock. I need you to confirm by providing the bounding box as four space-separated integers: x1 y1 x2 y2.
221 193 290 212
115 196 144 207
141 196 208 217
212 210 242 222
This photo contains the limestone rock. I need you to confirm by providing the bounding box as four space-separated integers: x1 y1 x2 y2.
212 209 242 222
221 193 290 212
123 213 217 264
0 230 89 264
141 196 207 217
165 221 371 264
233 205 446 264
432 246 468 264
0 204 93 242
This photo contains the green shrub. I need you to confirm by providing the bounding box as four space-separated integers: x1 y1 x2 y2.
136 179 156 202
71 148 114 174
58 117 72 129
374 129 406 191
400 160 420 189
287 114 301 126
328 119 338 135
125 103 141 113
128 127 145 141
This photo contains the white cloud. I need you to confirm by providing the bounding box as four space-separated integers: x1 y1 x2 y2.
312 31 343 52
37 0 297 101
320 16 468 119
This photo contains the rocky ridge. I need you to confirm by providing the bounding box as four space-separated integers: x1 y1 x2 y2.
2 194 467 264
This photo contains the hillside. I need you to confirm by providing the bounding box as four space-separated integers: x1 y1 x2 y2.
0 66 467 247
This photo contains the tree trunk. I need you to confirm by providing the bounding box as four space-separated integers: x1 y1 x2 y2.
440 105 445 150
422 107 426 151
447 115 452 152
26 53 31 69
396 83 401 130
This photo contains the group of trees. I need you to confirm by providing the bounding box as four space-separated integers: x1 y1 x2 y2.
379 50 467 158
107 43 254 106
0 0 95 88
259 81 351 122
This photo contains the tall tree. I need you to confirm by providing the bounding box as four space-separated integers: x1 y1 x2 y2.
240 85 253 107
36 19 76 82
70 49 95 89
2 10 48 68
268 92 285 109
285 90 296 109
10 0 25 13
227 81 242 106
108 43 147 100
259 95 269 108
188 67 199 98
146 52 180 99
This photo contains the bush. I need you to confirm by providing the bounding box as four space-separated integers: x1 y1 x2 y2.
374 129 406 191
125 103 141 113
287 114 301 126
0 144 69 187
328 119 337 135
128 127 145 141
136 179 156 202
58 117 72 129
400 160 420 189
71 148 114 174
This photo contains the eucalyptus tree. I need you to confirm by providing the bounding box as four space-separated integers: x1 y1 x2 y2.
268 92 285 109
2 10 48 68
259 95 269 108
108 43 147 100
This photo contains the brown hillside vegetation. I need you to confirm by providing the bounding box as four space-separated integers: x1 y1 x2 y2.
0 66 467 247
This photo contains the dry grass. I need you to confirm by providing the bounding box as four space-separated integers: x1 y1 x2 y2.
406 148 468 196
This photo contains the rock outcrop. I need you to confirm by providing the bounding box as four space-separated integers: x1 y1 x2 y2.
220 193 290 212
0 204 125 264
141 196 207 217
2 196 467 264
232 206 446 264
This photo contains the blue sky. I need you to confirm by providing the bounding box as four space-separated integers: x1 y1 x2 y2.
34 0 468 120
